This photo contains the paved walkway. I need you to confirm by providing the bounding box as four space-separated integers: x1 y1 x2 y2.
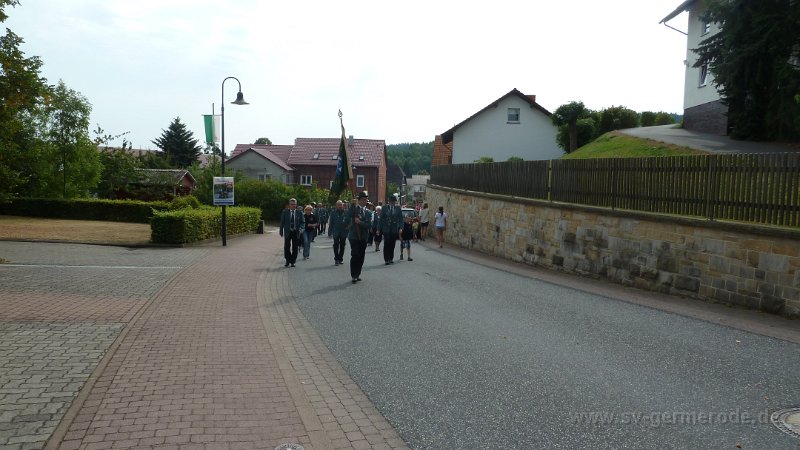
619 124 800 154
0 236 407 450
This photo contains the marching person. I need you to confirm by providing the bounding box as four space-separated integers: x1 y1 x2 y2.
346 191 371 283
327 200 348 265
372 205 383 252
379 194 403 265
302 205 318 260
279 198 304 267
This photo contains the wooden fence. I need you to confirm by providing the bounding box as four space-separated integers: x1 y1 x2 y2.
430 153 800 227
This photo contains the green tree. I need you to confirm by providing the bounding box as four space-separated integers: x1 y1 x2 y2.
152 117 202 167
556 117 597 151
640 111 656 127
506 156 523 162
694 0 800 140
96 143 141 199
0 0 49 200
653 112 676 126
18 80 100 198
254 137 272 145
474 156 494 163
552 101 589 153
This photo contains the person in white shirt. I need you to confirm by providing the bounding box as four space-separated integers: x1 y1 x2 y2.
434 206 447 248
418 203 430 241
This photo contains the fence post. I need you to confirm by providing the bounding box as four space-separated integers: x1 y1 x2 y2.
704 155 715 221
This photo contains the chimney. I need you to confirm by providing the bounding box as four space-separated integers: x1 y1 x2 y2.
526 95 536 103
348 135 354 147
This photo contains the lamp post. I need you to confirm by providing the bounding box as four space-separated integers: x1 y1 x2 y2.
220 76 248 246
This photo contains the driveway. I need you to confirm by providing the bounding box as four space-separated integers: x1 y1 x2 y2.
619 125 800 154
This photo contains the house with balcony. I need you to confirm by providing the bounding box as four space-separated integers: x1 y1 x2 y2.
432 88 561 165
660 0 727 135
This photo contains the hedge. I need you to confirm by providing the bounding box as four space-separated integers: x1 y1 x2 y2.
150 206 261 244
0 198 171 223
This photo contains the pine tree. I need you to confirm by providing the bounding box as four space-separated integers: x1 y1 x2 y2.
693 0 800 141
151 117 202 168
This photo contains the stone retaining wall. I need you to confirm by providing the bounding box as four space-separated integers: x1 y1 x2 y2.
427 185 800 318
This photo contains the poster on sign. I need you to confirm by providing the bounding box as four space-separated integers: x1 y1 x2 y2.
212 177 234 206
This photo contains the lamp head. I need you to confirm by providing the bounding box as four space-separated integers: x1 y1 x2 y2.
232 91 249 105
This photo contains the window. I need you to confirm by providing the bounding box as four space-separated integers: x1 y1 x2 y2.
702 19 711 35
330 180 334 188
258 175 265 181
358 155 365 161
331 154 338 160
356 175 365 188
507 108 520 123
300 175 312 186
699 64 709 87
312 153 320 160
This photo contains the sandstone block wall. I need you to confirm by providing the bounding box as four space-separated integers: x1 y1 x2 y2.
427 185 800 318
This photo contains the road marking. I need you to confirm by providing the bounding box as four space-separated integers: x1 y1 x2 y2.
0 264 183 269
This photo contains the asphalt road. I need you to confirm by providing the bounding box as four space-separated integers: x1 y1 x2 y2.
619 125 799 154
289 237 800 449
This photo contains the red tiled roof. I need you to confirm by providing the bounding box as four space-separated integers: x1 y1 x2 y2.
226 146 294 171
289 138 385 168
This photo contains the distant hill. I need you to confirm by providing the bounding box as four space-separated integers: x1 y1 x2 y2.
386 142 433 175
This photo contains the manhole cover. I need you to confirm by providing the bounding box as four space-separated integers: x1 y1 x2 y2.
275 444 304 450
771 408 800 439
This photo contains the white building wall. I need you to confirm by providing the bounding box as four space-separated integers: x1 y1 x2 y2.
683 1 722 109
452 96 562 164
226 152 290 182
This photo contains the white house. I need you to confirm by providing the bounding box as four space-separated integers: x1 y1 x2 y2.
225 145 295 183
437 89 561 164
660 0 727 135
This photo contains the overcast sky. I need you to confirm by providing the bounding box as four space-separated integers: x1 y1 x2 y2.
6 0 689 152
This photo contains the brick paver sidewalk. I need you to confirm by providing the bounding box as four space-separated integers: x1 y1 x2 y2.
45 235 406 450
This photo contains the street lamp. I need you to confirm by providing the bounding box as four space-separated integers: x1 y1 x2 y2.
220 76 248 246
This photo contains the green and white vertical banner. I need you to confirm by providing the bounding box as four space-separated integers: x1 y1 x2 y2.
203 115 220 145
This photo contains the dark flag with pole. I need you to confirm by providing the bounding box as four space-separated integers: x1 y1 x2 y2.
328 110 354 204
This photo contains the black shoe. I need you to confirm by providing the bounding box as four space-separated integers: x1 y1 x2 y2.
408 258 413 261
290 263 295 267
389 261 395 265
285 263 290 267
352 279 357 284
356 277 362 282
385 261 390 265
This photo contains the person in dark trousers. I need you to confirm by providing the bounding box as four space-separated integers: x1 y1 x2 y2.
346 191 371 283
302 205 318 259
327 200 348 265
279 198 304 267
372 205 383 252
379 195 403 265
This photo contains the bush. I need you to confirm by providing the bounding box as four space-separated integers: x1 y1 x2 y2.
598 106 639 134
168 195 200 210
150 206 261 244
0 198 170 223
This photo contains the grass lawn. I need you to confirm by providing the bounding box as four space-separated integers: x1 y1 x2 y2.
0 215 152 246
562 131 710 159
